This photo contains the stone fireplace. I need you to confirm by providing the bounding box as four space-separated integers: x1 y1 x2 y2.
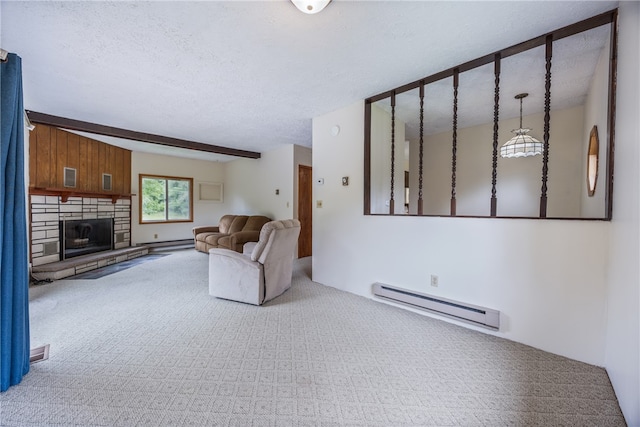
30 195 131 267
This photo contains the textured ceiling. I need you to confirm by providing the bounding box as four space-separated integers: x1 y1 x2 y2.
1 1 618 161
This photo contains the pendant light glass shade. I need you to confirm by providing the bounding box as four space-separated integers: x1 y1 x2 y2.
500 93 543 158
291 0 331 14
500 128 544 158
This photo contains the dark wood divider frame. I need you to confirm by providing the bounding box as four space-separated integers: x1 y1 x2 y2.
364 9 618 220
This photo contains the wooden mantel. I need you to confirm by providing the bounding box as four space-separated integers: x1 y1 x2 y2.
30 187 134 204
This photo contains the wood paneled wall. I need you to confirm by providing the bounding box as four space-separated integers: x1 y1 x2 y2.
29 124 131 195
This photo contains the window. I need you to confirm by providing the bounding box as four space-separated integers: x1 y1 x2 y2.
139 174 193 223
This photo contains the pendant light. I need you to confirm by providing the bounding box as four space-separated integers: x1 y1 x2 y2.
500 93 543 158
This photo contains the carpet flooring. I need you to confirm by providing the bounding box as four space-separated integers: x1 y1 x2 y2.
1 249 626 426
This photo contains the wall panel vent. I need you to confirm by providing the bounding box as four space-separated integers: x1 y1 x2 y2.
102 173 112 191
63 167 76 188
372 282 500 330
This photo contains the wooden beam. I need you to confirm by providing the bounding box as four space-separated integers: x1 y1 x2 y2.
25 111 261 160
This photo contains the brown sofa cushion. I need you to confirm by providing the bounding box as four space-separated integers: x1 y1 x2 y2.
204 233 227 246
227 216 249 233
218 214 238 234
244 215 271 231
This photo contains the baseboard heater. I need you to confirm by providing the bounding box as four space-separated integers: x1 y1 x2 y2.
372 282 500 330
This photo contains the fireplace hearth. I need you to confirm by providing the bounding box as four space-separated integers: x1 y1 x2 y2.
60 218 114 260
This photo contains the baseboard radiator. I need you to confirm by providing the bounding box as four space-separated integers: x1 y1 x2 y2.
372 282 500 330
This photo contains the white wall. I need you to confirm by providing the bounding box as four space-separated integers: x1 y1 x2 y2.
130 151 227 244
604 2 640 425
314 100 611 367
225 144 295 221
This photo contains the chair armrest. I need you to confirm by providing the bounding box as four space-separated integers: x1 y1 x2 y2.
208 248 256 264
243 242 258 256
192 225 220 236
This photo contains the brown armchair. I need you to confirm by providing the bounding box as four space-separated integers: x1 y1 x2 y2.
192 214 271 253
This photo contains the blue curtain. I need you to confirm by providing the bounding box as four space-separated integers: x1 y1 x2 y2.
0 53 30 392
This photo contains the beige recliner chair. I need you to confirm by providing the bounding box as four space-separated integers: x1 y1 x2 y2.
208 219 301 305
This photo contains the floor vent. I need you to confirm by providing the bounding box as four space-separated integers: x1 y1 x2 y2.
372 282 500 330
30 344 50 364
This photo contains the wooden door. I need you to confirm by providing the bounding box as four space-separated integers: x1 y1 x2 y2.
298 165 312 258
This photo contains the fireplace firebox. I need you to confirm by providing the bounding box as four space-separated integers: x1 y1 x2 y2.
60 218 114 260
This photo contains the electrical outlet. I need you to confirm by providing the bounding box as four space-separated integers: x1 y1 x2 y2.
430 274 439 287
154 234 158 239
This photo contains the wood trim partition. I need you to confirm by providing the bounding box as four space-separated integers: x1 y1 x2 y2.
450 69 459 216
29 124 132 202
539 35 553 218
490 54 501 217
364 9 617 221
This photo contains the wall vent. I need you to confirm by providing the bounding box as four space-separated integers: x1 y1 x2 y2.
63 167 76 188
372 282 500 330
30 344 50 364
102 173 112 191
115 232 125 243
43 241 58 256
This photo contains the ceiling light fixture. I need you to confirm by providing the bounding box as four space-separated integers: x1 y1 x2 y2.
291 0 331 14
500 93 543 158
